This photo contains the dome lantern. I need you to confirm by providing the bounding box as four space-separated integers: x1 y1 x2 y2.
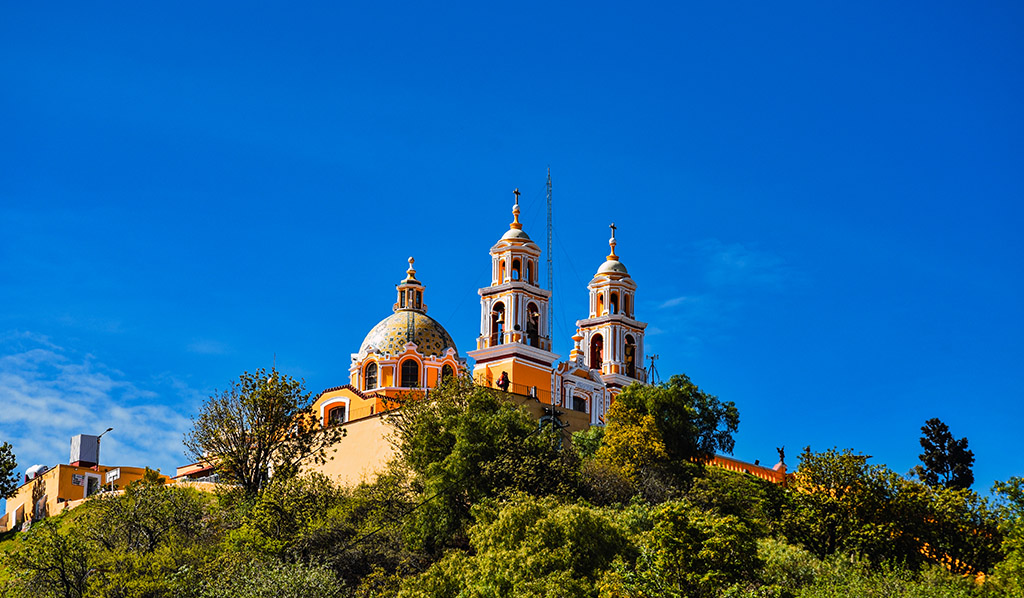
394 256 427 314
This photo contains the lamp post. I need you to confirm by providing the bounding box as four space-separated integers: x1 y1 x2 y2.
96 427 113 469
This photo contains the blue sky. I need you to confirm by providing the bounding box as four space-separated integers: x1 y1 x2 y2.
1 2 1022 497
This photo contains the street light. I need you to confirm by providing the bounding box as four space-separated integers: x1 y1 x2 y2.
96 427 113 468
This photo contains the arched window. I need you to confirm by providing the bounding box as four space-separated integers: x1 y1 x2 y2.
415 290 422 309
499 260 506 282
401 359 419 387
526 261 533 284
624 294 631 317
597 294 605 316
512 258 521 281
526 302 540 347
624 335 637 378
572 394 588 413
490 302 505 346
610 292 619 314
441 364 454 382
590 334 603 369
364 362 378 390
327 405 346 426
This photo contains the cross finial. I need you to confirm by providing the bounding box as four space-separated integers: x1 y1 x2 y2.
608 222 618 259
510 188 522 230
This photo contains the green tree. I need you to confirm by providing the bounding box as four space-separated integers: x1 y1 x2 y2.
184 367 341 496
914 418 975 490
596 374 738 487
788 447 1001 573
196 557 348 598
386 375 579 553
600 500 761 598
5 517 95 598
400 495 630 598
992 477 1024 596
0 442 17 499
787 447 903 561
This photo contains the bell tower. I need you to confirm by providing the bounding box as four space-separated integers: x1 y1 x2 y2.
469 189 559 400
576 223 647 388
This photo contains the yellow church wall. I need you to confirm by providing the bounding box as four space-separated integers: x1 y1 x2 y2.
302 414 397 487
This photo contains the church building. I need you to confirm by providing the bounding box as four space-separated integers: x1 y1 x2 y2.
309 188 648 430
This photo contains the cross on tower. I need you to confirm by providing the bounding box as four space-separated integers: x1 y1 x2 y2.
513 188 521 205
609 222 616 239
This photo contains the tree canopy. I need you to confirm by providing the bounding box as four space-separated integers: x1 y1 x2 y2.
184 367 341 496
596 374 738 486
0 441 18 499
914 417 975 490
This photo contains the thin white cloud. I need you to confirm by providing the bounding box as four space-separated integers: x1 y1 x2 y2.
187 339 231 355
695 239 791 289
659 296 690 309
0 332 198 479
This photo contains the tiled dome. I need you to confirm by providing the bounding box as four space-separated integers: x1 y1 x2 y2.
359 311 457 358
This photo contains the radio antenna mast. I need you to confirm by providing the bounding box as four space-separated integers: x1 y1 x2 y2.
546 168 554 336
648 354 661 385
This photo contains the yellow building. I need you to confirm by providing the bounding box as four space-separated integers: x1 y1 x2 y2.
1 463 167 532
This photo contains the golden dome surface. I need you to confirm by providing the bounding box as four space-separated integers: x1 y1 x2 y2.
359 310 458 358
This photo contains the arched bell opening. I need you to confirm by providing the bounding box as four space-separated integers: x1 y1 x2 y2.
526 302 540 348
590 334 604 369
490 302 506 346
624 334 637 378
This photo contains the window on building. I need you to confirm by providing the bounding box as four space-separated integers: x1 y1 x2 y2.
401 359 419 387
573 395 588 413
624 294 631 317
441 364 454 382
597 294 605 316
590 334 603 369
499 260 506 282
415 290 422 309
364 362 378 390
526 260 533 284
328 405 346 426
610 291 619 314
512 258 521 280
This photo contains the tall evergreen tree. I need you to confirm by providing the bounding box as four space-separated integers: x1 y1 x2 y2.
914 417 974 490
0 441 18 498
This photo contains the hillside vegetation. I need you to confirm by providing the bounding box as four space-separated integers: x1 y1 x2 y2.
2 374 1022 597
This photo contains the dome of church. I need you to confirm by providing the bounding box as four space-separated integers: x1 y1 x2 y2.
359 310 458 358
501 227 534 242
597 258 628 274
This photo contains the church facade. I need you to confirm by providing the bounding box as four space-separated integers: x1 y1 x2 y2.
309 190 648 431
